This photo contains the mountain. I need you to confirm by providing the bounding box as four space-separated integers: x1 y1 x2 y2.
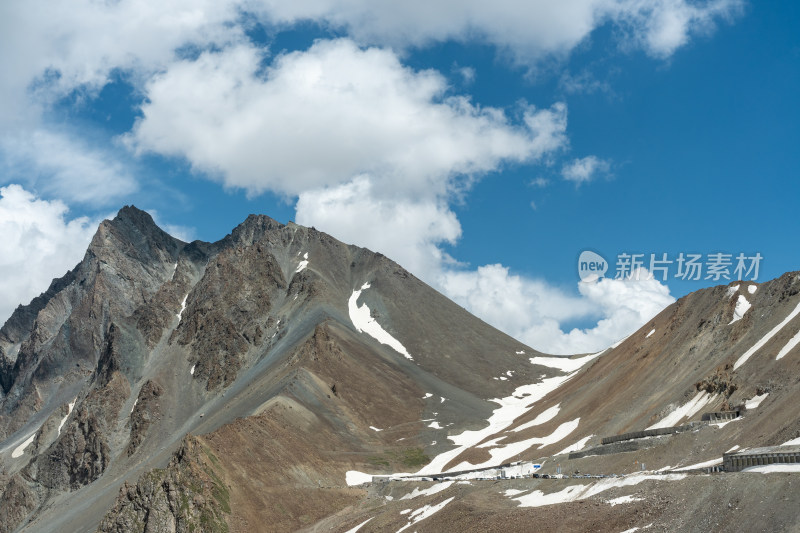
1 207 799 532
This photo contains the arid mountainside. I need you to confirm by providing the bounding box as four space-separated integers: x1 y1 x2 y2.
1 207 799 532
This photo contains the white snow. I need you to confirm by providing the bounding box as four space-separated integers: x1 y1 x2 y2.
782 437 800 446
130 398 138 414
295 252 309 273
729 295 752 324
400 481 453 500
529 351 602 373
607 495 643 506
428 421 443 430
396 497 455 533
516 350 525 354
646 391 717 430
416 373 579 475
747 285 757 294
348 283 413 360
776 330 800 360
734 301 800 369
400 509 411 515
673 458 722 471
346 470 373 486
190 364 195 375
743 464 800 473
440 397 446 403
745 393 768 409
555 435 594 456
514 474 687 508
646 329 655 338
726 285 740 298
726 445 741 453
11 432 36 458
176 294 188 321
504 489 527 497
369 426 383 432
450 418 581 472
512 404 561 433
423 393 433 399
344 517 373 533
57 397 77 436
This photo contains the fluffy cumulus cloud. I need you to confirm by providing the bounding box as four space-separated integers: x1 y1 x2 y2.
440 265 675 354
127 39 567 198
561 155 612 184
0 185 98 324
296 177 462 281
1 130 137 205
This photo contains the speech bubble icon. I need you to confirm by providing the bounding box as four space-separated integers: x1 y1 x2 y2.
578 250 608 282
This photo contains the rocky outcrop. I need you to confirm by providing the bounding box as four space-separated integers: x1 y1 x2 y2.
0 474 39 533
98 437 230 533
127 380 164 456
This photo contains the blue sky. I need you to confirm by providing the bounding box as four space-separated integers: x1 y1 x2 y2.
1 1 798 354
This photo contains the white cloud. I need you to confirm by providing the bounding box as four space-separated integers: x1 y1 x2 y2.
561 155 611 184
296 176 461 281
439 265 674 354
127 39 567 199
0 185 97 325
257 0 743 61
1 129 137 205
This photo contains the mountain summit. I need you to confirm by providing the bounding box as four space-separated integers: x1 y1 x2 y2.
1 207 799 532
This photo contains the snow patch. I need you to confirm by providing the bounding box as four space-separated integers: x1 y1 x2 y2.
776 330 800 360
514 474 687 508
646 328 655 338
747 285 757 294
504 489 527 497
726 285 740 298
607 495 643 506
529 351 602 373
369 426 383 432
57 398 77 436
295 252 309 273
726 445 741 453
729 295 752 324
11 432 36 458
428 421 443 430
417 373 579 475
734 301 800 370
516 350 525 354
176 294 188 321
745 393 768 409
646 391 717 430
400 481 453 500
512 405 561 433
555 435 594 456
782 437 800 446
397 497 455 533
190 364 195 375
423 393 433 399
346 471 373 486
348 283 413 360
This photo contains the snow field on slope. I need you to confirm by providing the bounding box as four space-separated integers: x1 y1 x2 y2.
348 282 413 360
